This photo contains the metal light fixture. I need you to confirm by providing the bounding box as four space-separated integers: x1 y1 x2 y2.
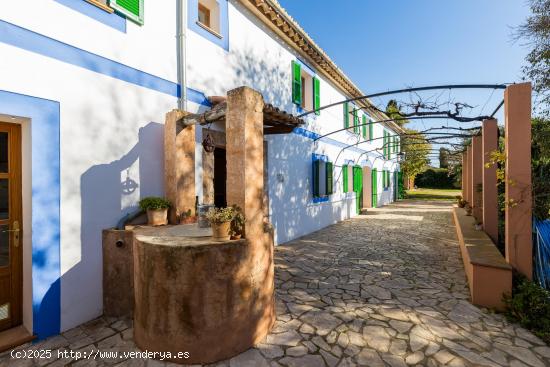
202 133 215 153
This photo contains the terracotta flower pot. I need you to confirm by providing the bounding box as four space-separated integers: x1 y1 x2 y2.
147 208 168 226
211 221 231 240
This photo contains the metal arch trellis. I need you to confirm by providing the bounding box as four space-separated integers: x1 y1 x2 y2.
299 83 508 119
303 84 508 168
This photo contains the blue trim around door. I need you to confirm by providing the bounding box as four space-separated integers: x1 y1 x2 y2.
0 90 61 340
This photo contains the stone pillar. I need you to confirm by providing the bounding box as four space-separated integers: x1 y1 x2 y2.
165 109 195 224
225 86 275 344
462 152 467 200
482 119 499 244
465 146 472 205
471 135 483 222
504 83 532 279
202 149 215 205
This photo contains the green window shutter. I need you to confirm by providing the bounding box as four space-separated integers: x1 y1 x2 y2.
342 164 348 192
313 159 321 197
313 77 321 115
362 115 367 139
353 109 359 134
372 169 378 207
292 61 302 105
110 0 144 25
326 162 333 195
383 131 387 159
369 120 373 141
343 102 349 129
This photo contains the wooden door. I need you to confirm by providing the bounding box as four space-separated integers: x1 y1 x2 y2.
0 122 22 331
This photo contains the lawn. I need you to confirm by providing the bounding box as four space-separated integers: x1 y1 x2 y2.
405 188 461 201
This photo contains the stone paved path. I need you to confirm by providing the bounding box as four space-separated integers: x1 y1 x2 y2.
2 201 549 366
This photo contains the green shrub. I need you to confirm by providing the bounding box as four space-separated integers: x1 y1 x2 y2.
415 168 458 189
504 273 550 344
139 197 171 211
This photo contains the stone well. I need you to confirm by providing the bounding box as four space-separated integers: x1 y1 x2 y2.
132 225 272 364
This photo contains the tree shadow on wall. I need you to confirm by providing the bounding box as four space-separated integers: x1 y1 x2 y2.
59 122 164 326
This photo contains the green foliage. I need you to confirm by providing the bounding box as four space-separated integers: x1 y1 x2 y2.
415 168 458 189
138 197 171 210
385 99 409 127
504 273 550 344
205 206 236 224
515 0 550 116
439 148 450 169
400 128 431 179
532 117 550 219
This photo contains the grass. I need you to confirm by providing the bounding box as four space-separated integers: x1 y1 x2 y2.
405 188 461 201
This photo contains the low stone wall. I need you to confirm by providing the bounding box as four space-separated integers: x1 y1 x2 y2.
102 229 135 317
452 206 512 310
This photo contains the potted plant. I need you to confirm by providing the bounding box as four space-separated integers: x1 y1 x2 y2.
180 209 197 224
465 204 473 216
205 207 235 240
230 205 246 240
139 197 171 226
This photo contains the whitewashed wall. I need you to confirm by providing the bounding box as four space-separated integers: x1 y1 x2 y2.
186 0 400 245
0 0 177 332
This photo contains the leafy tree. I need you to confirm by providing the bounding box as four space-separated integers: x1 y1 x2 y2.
439 148 450 169
515 0 550 116
532 117 550 219
400 128 431 180
386 99 409 127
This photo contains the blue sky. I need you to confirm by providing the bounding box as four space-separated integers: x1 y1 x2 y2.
277 0 531 164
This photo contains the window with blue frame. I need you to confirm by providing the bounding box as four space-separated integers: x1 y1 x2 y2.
189 0 229 50
312 154 333 202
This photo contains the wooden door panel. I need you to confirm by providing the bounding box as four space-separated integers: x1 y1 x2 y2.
0 122 22 331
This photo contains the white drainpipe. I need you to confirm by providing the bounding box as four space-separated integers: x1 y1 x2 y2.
177 0 188 110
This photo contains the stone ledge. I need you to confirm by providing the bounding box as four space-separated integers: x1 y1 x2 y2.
452 206 512 310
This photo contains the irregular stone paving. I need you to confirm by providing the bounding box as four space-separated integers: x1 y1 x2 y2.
2 200 549 367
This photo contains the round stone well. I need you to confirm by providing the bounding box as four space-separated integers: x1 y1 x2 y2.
132 224 274 364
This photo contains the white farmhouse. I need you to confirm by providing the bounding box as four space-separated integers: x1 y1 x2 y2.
0 0 402 345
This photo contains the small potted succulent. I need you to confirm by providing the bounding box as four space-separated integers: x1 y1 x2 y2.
205 206 235 240
230 205 246 240
180 209 197 224
139 197 171 226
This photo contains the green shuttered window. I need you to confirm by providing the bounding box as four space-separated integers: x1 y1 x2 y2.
313 159 333 198
326 162 333 195
362 115 367 139
292 61 302 105
111 0 144 25
343 164 348 192
313 160 321 197
353 109 359 134
313 77 320 115
343 102 349 129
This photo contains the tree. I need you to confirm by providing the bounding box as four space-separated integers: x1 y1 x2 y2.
386 99 410 127
516 0 550 116
400 128 431 180
439 147 450 169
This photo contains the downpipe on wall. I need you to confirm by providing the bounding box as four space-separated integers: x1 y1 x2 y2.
177 0 188 110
